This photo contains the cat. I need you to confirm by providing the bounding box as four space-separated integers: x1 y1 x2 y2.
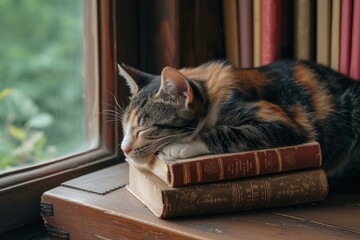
118 60 360 185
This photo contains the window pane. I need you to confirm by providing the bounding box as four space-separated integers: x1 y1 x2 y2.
0 0 89 172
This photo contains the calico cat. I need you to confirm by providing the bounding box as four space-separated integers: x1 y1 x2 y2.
118 60 360 183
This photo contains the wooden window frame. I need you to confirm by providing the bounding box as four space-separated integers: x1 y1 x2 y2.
0 0 122 232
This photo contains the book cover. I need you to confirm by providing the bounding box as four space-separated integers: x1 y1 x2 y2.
239 0 253 68
294 0 311 60
132 142 322 187
253 0 261 67
223 0 240 67
330 0 341 71
127 164 329 218
339 0 353 76
349 0 360 80
316 0 331 67
261 0 281 65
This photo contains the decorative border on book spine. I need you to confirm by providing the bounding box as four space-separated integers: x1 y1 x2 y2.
40 202 54 217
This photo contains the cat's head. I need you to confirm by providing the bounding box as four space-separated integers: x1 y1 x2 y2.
118 64 207 164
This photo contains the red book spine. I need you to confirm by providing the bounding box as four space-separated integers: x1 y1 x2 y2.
239 0 253 68
339 0 353 76
349 0 360 80
261 0 281 65
169 143 322 187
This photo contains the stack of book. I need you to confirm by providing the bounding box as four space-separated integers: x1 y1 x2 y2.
126 142 329 218
223 0 360 80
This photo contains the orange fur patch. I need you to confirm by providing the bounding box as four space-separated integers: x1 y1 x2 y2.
292 104 316 140
294 64 335 121
181 63 270 104
255 100 299 132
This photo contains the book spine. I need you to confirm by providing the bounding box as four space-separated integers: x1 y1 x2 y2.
223 0 240 67
169 143 321 187
294 0 311 60
239 0 253 68
330 0 341 71
349 0 360 80
316 0 331 67
339 0 353 76
261 0 281 65
162 169 328 218
253 0 261 67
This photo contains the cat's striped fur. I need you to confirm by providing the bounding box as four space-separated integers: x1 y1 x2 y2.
119 60 360 183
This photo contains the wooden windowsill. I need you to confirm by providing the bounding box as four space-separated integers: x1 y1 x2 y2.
41 163 360 239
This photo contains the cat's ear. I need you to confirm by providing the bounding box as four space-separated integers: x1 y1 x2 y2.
157 66 193 105
118 64 153 96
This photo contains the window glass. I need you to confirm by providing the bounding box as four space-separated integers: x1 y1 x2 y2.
0 0 88 172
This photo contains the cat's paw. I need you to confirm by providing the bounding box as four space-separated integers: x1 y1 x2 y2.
157 141 210 161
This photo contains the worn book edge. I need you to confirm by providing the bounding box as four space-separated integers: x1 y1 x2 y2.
128 142 322 187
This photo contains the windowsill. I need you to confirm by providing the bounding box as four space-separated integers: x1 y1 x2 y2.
40 162 360 239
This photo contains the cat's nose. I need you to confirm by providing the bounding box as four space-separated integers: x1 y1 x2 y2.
122 145 132 155
123 147 131 155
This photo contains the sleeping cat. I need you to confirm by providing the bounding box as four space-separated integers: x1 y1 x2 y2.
118 60 360 184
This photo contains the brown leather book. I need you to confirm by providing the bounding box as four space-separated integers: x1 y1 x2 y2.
133 142 322 187
128 164 328 218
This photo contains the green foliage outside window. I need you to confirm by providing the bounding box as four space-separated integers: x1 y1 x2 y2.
0 0 86 171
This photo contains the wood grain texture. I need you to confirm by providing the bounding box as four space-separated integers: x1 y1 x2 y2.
42 163 360 239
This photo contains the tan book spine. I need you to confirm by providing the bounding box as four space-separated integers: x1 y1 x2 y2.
168 142 322 187
316 0 331 66
223 0 240 67
330 0 341 71
253 0 262 67
294 0 311 60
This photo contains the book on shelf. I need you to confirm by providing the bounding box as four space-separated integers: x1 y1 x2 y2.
294 0 311 60
128 141 322 187
349 0 360 80
261 0 282 65
238 0 253 68
339 0 353 76
330 0 341 71
127 163 328 219
316 0 331 67
222 0 240 67
253 0 261 67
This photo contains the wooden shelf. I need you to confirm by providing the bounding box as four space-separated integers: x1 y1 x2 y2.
41 163 360 239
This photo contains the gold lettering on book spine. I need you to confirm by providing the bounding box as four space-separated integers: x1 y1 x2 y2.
254 152 260 175
275 149 283 172
196 161 202 182
218 158 224 180
183 163 191 185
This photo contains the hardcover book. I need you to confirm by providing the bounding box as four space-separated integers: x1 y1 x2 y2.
261 0 281 65
294 0 311 60
349 0 360 80
253 0 261 67
239 0 253 68
127 164 329 218
129 142 322 187
330 0 341 71
339 0 353 76
223 0 240 67
316 0 331 66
